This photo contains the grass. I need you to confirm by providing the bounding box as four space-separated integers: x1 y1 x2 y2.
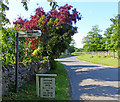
59 54 74 58
59 52 84 58
2 61 70 101
77 54 118 67
71 52 85 55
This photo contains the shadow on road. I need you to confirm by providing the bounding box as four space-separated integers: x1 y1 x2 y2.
58 56 119 100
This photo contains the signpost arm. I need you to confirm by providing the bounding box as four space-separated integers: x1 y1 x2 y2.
15 32 19 93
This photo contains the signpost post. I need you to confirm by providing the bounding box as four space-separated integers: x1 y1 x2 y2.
15 30 41 93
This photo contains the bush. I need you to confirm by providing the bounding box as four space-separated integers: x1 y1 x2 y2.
90 56 94 58
98 56 101 58
117 50 120 59
104 56 107 58
49 58 57 70
34 60 50 73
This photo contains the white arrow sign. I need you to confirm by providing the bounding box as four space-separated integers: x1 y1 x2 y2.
19 30 42 37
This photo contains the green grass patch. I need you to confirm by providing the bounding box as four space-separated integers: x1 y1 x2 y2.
59 54 74 58
2 61 70 101
59 52 84 58
71 52 85 55
77 54 118 67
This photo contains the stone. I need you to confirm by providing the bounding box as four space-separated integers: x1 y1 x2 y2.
2 60 50 95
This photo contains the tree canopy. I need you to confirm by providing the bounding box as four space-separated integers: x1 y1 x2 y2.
82 15 120 52
13 4 81 69
82 25 104 52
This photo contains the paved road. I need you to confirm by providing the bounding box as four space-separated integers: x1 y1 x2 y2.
56 56 119 101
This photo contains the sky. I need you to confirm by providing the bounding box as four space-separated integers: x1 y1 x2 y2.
5 0 118 48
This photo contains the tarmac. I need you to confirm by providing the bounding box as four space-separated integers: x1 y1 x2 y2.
56 56 119 101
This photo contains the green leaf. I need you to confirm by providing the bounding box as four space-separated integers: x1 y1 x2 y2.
50 2 52 6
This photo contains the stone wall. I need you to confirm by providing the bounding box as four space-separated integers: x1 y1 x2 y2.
2 61 50 95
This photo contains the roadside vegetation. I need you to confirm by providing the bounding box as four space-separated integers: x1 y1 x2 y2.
59 54 74 58
59 46 84 58
2 1 80 101
59 48 118 67
59 52 84 58
77 53 118 67
2 61 70 101
77 15 120 67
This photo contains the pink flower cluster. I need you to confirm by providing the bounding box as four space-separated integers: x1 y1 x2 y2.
13 4 81 50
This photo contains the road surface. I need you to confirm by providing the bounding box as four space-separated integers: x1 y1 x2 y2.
56 56 119 101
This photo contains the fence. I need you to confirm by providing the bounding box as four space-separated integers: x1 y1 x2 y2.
87 51 118 59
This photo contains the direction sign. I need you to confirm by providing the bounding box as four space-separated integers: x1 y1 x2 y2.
19 30 41 37
15 30 41 93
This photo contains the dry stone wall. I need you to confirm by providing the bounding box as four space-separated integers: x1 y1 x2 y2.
2 61 50 95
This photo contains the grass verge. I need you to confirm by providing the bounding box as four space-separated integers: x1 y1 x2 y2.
59 54 74 58
59 52 84 58
77 54 118 67
2 61 70 101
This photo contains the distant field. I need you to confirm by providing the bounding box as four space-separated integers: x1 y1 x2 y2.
77 54 118 67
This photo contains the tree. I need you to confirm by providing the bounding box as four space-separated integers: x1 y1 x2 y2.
21 0 59 11
110 16 120 51
13 4 81 70
104 15 120 52
0 0 58 28
68 45 75 54
104 27 113 51
82 25 103 52
0 1 9 27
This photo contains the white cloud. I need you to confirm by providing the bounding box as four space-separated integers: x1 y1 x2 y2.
73 32 87 48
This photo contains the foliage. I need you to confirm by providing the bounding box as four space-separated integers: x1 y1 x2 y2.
82 15 120 52
2 28 16 65
13 4 81 69
82 25 104 52
68 45 75 53
0 1 9 26
21 0 59 11
1 27 43 66
47 0 59 10
1 0 58 27
75 48 84 52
